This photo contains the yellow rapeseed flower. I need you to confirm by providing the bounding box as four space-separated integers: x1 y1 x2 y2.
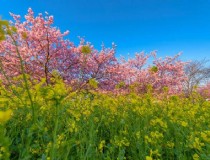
146 156 153 160
136 131 141 139
150 118 167 129
150 149 161 157
98 140 105 152
201 131 210 143
166 141 175 148
191 137 205 151
181 121 188 127
0 109 12 124
193 153 199 160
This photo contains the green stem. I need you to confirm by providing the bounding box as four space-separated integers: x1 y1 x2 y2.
51 100 59 159
10 35 35 122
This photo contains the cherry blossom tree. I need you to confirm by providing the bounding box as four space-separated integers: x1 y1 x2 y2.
117 52 187 95
0 8 188 95
0 8 72 85
0 9 121 91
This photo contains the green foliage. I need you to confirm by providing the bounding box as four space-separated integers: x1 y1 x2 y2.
0 20 18 41
88 78 98 89
81 45 91 54
0 20 9 41
150 66 158 73
21 32 27 40
0 125 10 160
115 81 126 89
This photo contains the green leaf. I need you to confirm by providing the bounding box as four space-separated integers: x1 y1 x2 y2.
81 45 91 54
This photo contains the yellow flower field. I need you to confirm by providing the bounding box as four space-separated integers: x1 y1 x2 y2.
0 79 210 159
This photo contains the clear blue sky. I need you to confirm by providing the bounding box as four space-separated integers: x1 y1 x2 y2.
1 0 210 61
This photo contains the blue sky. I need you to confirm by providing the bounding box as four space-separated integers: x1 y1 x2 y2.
1 0 210 61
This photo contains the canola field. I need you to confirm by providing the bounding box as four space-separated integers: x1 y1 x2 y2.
0 79 210 160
